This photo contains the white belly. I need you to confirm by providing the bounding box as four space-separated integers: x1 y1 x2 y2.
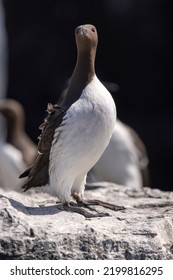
49 75 116 202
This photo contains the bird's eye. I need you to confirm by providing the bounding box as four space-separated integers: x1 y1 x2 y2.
91 27 95 32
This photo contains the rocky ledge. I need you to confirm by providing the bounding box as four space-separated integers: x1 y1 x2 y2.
0 183 173 259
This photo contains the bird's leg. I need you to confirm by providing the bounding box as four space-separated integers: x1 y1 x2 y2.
62 201 109 218
82 199 125 211
59 191 124 218
72 192 99 212
72 192 125 212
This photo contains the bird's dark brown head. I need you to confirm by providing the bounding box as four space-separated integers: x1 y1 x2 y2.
75 24 98 52
0 99 25 127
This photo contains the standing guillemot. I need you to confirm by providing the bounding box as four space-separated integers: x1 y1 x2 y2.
19 24 124 217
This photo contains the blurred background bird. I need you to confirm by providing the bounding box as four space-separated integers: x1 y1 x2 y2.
0 99 37 190
88 119 150 188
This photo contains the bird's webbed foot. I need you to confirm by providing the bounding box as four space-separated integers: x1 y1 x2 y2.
72 192 100 212
71 192 125 212
62 201 109 218
81 199 125 211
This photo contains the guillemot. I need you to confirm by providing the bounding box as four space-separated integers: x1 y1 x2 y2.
19 24 124 217
0 99 37 166
0 142 26 190
0 99 37 190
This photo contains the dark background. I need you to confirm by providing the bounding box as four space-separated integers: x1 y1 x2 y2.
2 0 173 190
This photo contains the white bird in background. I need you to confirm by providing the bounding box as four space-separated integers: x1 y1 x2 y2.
88 119 150 188
0 99 37 191
0 142 26 190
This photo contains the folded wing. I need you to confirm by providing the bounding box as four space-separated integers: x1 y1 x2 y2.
19 103 67 191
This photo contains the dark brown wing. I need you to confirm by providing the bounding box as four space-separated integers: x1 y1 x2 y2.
19 103 67 191
37 103 66 153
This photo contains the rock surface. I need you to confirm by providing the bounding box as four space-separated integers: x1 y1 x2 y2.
0 183 173 260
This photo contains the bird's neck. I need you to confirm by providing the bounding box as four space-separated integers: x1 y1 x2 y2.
63 49 96 107
6 116 24 143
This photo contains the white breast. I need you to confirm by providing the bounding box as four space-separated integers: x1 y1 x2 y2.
49 75 116 202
